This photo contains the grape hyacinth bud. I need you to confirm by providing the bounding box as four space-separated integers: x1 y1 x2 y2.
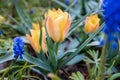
13 37 24 59
0 30 2 35
29 9 34 14
65 0 69 5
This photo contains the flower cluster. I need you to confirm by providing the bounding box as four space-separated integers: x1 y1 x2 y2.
13 37 24 59
26 9 71 54
102 0 120 49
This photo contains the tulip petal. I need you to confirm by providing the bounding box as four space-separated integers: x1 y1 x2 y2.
30 30 41 53
46 17 61 42
26 34 41 53
32 23 40 30
62 15 71 40
42 27 47 53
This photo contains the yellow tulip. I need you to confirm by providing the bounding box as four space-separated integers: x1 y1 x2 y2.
46 9 71 42
26 23 47 53
84 14 100 33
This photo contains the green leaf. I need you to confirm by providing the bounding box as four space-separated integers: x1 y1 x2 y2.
5 16 27 34
23 52 52 72
57 49 76 60
83 56 95 63
69 71 85 80
108 73 120 80
67 54 84 65
15 5 32 29
0 49 8 54
0 52 13 64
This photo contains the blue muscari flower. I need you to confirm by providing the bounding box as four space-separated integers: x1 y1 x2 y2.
65 0 69 5
99 39 104 47
102 0 120 49
13 0 18 3
0 30 2 35
75 0 78 4
65 0 78 5
29 9 34 14
13 37 24 59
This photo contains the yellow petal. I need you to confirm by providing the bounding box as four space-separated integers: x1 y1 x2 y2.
42 27 47 53
29 29 41 53
62 15 72 40
55 12 69 41
57 9 63 14
32 23 40 30
46 17 61 42
26 34 41 53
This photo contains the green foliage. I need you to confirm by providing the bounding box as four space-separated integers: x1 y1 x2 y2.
83 50 100 79
0 61 42 80
84 50 100 68
69 71 85 80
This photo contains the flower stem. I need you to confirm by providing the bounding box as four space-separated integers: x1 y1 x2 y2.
55 42 59 54
97 41 106 80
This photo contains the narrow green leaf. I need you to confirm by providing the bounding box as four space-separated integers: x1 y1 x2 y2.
15 4 32 34
0 52 13 64
108 73 120 80
23 52 52 72
57 49 76 60
66 54 84 65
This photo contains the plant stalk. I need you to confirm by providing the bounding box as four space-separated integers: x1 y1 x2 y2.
97 40 107 80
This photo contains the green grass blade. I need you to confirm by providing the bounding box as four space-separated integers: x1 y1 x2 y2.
23 52 52 72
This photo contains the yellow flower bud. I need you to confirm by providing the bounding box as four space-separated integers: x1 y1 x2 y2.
46 9 71 42
26 22 47 53
84 14 100 33
0 15 5 24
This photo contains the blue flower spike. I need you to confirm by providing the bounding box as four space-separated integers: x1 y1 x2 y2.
102 0 120 49
13 37 24 59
